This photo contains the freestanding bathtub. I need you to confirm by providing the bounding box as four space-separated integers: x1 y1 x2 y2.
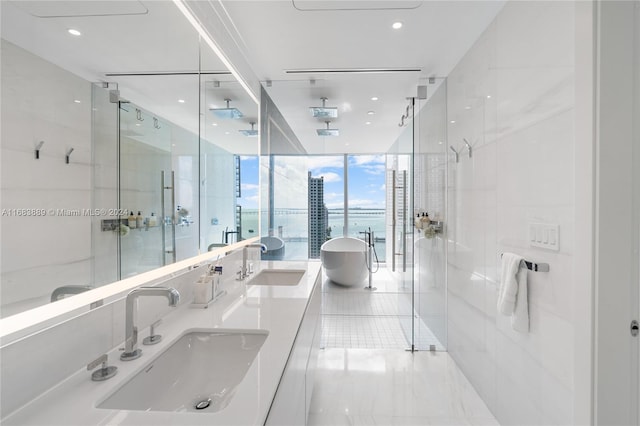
320 237 368 286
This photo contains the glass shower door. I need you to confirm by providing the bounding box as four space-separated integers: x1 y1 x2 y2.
118 103 173 278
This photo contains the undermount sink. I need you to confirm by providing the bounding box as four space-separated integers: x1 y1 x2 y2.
98 329 268 413
248 269 306 286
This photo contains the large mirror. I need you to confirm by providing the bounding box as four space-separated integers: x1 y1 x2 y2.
0 1 259 318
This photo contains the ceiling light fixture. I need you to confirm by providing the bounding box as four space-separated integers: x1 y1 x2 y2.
172 0 259 105
365 121 371 125
317 121 339 137
67 28 81 36
371 96 379 101
310 97 338 118
178 99 185 103
392 22 403 29
450 120 456 124
73 99 81 104
284 67 421 74
367 111 375 115
212 123 218 126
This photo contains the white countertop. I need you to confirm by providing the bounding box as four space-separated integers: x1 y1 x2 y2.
4 261 321 426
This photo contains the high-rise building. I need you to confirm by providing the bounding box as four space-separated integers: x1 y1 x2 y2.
308 172 327 258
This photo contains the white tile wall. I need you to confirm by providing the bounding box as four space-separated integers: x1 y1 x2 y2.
1 40 93 315
446 2 578 424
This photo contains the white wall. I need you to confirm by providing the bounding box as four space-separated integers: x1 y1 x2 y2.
0 40 93 316
445 2 583 424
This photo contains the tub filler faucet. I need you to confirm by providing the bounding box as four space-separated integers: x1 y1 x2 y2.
120 286 180 361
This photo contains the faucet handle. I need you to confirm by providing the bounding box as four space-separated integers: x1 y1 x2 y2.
87 354 118 381
143 319 163 345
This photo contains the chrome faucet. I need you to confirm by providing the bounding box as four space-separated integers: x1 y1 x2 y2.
120 286 180 361
239 243 267 280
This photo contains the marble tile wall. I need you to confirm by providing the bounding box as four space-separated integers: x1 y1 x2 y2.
0 40 93 316
445 2 577 424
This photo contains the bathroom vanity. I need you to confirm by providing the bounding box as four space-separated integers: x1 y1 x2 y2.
2 260 322 426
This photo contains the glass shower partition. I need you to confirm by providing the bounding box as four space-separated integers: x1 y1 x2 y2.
386 98 416 350
118 103 173 277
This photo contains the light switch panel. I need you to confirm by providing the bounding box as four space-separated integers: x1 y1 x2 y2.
529 223 559 251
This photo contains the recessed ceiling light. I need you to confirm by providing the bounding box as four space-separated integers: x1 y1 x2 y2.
365 121 371 125
225 131 230 135
367 111 375 115
486 95 492 99
73 99 81 104
438 141 443 145
178 99 185 103
212 123 218 126
371 96 379 101
450 120 456 124
67 29 81 36
392 22 403 29
135 123 141 127
464 106 471 110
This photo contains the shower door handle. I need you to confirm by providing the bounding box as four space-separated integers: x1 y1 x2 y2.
391 170 396 272
401 170 407 273
160 171 177 266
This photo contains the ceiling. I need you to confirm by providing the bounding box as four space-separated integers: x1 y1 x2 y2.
219 0 505 154
1 0 259 155
1 0 505 155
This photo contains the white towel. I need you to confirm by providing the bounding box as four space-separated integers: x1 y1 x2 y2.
498 252 529 333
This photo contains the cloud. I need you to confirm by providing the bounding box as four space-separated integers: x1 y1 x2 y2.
324 192 343 200
349 155 385 166
312 171 341 183
307 156 344 172
240 156 258 161
241 183 259 191
360 164 386 175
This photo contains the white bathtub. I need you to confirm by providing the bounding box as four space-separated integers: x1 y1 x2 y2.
320 237 368 286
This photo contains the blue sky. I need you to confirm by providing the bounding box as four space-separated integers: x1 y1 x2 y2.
239 155 387 210
309 155 386 209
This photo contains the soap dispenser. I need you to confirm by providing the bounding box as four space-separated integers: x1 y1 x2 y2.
136 211 143 228
148 213 157 227
128 211 137 229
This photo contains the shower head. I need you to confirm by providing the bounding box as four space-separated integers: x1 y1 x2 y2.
317 121 339 136
309 97 338 118
210 98 243 119
239 122 258 137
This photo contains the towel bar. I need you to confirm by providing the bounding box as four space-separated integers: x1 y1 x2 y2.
500 253 550 272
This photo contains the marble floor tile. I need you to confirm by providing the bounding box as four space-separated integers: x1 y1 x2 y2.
308 349 498 426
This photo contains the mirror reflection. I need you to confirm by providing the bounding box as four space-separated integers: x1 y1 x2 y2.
0 1 259 317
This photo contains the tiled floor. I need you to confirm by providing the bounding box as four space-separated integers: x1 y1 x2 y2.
321 266 445 351
308 349 500 426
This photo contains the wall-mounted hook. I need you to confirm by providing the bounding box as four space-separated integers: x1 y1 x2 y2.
136 108 144 121
153 117 161 129
65 148 74 164
35 141 44 159
449 146 460 163
463 138 473 158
